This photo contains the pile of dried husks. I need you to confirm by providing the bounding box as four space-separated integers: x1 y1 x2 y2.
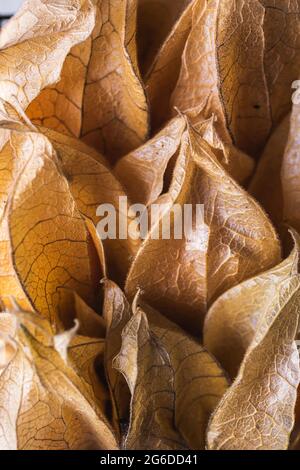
1 0 300 451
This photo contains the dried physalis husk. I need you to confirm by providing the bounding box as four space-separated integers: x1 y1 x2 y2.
114 116 186 206
0 313 17 372
102 279 132 438
125 124 281 335
0 130 104 329
249 115 290 235
206 231 300 450
0 309 118 450
0 0 94 148
171 0 300 158
41 127 139 285
204 229 300 380
114 297 228 449
26 0 149 162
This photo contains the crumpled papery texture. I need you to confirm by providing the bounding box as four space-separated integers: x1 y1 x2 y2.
0 0 300 451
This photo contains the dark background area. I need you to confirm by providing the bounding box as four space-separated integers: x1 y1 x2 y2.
0 0 22 26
